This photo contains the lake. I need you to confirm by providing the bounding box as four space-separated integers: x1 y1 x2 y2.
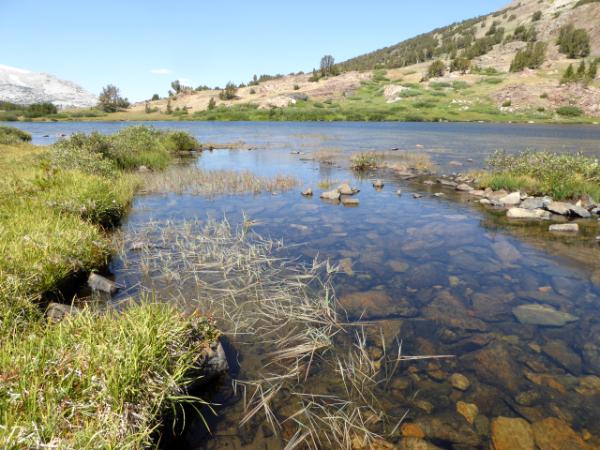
14 121 600 449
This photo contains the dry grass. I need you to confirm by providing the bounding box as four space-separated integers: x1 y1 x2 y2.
119 219 452 448
140 166 299 196
305 148 343 164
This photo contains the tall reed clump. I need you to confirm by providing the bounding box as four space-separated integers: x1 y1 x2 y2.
478 150 600 201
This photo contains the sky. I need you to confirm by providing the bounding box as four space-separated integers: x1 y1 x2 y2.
0 0 508 102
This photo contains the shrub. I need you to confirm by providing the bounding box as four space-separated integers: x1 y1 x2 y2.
50 132 116 176
427 60 446 78
219 82 238 100
502 99 512 107
0 126 32 144
532 11 542 21
557 25 591 58
293 84 300 90
161 130 200 152
556 105 583 117
450 57 471 74
510 42 546 72
208 97 217 110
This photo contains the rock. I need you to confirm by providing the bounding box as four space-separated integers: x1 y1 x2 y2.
513 304 578 327
521 197 551 210
469 189 486 197
491 417 535 450
413 193 423 198
137 165 150 173
507 208 550 220
396 189 402 196
549 223 579 233
200 341 229 384
542 340 582 374
499 192 521 206
423 180 435 185
456 401 478 425
456 183 473 192
46 302 78 323
546 201 572 215
423 291 488 332
388 259 409 273
338 290 418 320
320 189 341 201
473 343 521 393
516 390 541 406
301 188 313 196
88 273 118 294
341 196 360 206
401 423 426 439
416 417 481 447
492 240 521 264
438 179 458 187
450 373 471 391
433 192 445 197
571 204 592 218
373 179 384 189
576 375 600 396
532 418 588 450
337 183 356 195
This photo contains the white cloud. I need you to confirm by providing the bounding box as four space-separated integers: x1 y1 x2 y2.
150 68 172 75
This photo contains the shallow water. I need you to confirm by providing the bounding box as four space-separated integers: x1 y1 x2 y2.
18 122 600 448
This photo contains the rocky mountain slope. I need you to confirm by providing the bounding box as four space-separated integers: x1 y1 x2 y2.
0 65 97 109
131 0 599 120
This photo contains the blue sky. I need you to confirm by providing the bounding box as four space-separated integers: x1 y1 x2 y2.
0 0 507 101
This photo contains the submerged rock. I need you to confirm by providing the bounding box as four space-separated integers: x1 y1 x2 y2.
341 196 360 206
512 303 578 327
532 418 588 450
507 208 550 220
449 373 471 391
373 179 384 189
456 401 478 425
472 343 522 393
549 223 579 233
339 290 418 320
542 340 582 374
88 273 118 294
491 417 535 450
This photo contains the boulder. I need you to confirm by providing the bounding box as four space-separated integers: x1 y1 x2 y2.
491 417 535 450
521 196 552 210
88 273 118 294
499 192 521 206
549 223 579 233
532 418 588 450
570 204 591 218
545 201 590 217
512 304 578 327
337 183 356 195
301 188 313 196
507 208 550 220
320 190 341 201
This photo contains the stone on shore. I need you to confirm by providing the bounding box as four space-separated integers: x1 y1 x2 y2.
549 223 579 233
507 208 550 220
456 183 473 192
520 196 551 210
499 192 521 206
512 303 578 327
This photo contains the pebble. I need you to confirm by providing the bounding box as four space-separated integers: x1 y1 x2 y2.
450 373 471 391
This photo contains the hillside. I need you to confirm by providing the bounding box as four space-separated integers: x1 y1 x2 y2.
0 64 97 109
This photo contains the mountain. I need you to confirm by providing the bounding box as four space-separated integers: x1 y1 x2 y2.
0 65 97 109
130 0 600 122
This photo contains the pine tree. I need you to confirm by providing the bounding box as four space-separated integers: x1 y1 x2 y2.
576 60 587 79
561 64 574 84
208 97 216 110
588 60 598 81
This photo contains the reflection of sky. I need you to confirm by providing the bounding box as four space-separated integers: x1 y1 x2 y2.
11 121 600 171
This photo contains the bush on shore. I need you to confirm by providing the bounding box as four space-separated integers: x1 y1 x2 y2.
477 150 600 201
0 125 32 144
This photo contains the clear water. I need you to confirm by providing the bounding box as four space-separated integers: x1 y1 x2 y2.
15 121 600 448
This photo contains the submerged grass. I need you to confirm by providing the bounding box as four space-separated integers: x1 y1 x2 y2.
477 150 600 201
122 219 451 449
0 125 220 447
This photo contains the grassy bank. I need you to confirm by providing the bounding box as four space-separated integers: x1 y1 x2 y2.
0 125 219 448
476 150 600 201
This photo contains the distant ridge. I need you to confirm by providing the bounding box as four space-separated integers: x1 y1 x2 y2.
0 64 97 109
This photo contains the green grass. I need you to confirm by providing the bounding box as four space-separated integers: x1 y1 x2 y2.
477 150 600 201
0 125 31 144
0 126 215 447
0 301 218 449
